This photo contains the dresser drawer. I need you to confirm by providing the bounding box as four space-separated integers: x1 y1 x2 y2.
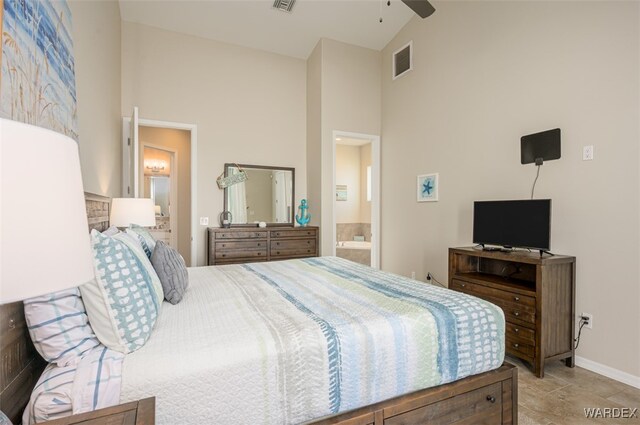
216 240 266 250
271 239 316 250
506 322 535 345
271 228 317 238
215 249 267 260
506 336 535 359
451 279 536 326
270 238 316 257
215 231 267 239
384 382 502 425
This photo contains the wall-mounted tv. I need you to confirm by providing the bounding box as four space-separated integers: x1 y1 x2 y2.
473 199 551 251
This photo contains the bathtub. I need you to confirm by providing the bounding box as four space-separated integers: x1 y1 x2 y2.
336 240 371 249
336 240 371 266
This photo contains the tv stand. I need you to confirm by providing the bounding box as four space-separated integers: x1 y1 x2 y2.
449 247 576 378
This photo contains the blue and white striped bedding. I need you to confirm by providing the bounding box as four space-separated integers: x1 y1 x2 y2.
27 257 505 424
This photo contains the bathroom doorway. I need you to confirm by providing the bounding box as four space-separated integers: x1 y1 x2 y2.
332 131 380 268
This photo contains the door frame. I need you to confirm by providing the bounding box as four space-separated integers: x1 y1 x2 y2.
122 117 198 267
332 130 381 269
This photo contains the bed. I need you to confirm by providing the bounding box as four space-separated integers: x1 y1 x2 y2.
0 193 518 425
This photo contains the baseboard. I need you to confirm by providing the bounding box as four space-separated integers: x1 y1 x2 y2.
575 356 640 389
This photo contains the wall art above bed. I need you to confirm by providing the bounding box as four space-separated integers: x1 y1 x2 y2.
1 0 78 140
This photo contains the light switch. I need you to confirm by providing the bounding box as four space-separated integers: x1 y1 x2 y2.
199 217 209 226
583 145 594 161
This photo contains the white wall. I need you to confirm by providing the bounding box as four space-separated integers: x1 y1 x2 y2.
70 0 121 197
306 38 381 254
381 2 640 378
336 145 361 223
121 23 307 266
359 143 372 224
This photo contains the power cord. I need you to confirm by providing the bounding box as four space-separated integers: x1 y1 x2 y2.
531 164 541 199
426 272 446 288
574 316 588 349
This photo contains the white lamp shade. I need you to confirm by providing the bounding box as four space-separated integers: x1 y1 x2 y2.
0 119 94 304
110 198 156 227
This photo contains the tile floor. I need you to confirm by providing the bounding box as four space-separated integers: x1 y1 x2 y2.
508 356 640 425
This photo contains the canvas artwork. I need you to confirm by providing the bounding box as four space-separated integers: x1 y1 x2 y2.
1 0 78 140
417 173 439 202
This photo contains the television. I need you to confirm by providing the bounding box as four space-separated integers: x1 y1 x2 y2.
473 199 551 251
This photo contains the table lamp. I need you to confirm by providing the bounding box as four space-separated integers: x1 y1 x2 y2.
0 119 94 304
110 198 156 228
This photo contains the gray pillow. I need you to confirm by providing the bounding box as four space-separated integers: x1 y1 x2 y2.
151 241 189 304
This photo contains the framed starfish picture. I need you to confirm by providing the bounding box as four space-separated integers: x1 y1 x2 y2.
417 173 439 202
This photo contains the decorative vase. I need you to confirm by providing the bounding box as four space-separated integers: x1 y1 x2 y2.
295 199 311 227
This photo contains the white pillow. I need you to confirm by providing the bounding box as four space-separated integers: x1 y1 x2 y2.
80 230 159 353
24 288 100 367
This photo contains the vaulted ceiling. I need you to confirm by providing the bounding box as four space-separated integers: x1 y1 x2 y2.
119 0 416 59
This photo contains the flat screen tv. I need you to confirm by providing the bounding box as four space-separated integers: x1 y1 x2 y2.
473 199 551 251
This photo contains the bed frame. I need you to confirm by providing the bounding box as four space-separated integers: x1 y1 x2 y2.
0 192 517 424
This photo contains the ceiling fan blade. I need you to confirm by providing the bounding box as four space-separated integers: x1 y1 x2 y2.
401 0 436 18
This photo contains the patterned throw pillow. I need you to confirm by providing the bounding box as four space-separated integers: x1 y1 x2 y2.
151 241 189 304
112 232 164 307
126 225 156 259
80 230 159 353
24 288 100 367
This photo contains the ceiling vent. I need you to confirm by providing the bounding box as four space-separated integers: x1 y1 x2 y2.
392 41 413 80
273 0 296 13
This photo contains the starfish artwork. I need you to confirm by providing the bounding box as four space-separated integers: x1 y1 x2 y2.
417 173 439 202
422 180 433 195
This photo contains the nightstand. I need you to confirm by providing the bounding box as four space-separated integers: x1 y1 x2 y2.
42 398 155 425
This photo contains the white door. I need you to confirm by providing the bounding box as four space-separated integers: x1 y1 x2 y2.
122 107 139 197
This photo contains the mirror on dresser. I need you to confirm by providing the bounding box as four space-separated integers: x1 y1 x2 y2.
223 164 295 226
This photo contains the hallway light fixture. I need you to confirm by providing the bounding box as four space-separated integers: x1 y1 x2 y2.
145 160 166 173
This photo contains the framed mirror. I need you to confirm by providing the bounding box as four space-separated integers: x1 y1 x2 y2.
223 163 295 227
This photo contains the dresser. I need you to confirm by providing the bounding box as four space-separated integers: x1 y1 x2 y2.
42 397 155 424
448 247 576 378
208 226 319 265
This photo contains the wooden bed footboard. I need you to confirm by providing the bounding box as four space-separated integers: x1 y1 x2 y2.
307 363 517 425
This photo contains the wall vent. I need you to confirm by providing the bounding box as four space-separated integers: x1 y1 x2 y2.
392 41 413 80
273 0 296 13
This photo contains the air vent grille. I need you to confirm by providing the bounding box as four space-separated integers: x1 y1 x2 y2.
273 0 296 13
393 41 413 80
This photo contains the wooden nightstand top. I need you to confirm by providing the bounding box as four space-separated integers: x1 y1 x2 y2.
42 398 155 425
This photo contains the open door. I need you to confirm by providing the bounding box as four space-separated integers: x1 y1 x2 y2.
122 107 139 197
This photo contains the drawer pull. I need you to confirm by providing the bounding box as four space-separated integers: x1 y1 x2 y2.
486 395 496 404
277 251 280 255
257 252 261 256
460 283 466 287
257 243 261 246
276 232 281 236
307 250 311 253
222 244 226 247
222 254 226 258
513 343 519 348
514 296 520 302
307 231 311 235
513 328 519 333
307 240 311 244
513 311 520 317
221 234 226 237
276 242 280 246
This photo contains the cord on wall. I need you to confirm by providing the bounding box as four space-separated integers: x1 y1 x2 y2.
426 272 446 288
574 316 588 349
530 164 541 199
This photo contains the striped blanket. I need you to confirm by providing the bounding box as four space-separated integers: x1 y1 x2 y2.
28 257 505 424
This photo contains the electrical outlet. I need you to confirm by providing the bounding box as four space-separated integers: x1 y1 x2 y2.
583 145 594 161
581 312 593 329
411 271 416 279
199 217 209 226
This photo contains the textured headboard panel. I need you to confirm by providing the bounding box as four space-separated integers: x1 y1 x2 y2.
0 192 110 423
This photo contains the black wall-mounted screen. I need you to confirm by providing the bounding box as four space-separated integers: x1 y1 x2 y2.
521 128 561 164
473 199 551 250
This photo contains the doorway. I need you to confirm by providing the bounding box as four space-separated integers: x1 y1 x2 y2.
123 108 198 266
332 131 380 268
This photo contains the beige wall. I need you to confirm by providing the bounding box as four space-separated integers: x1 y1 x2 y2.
359 143 372 224
122 23 307 265
306 43 323 229
138 126 191 265
70 0 121 197
336 145 361 223
382 2 640 377
306 39 381 254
